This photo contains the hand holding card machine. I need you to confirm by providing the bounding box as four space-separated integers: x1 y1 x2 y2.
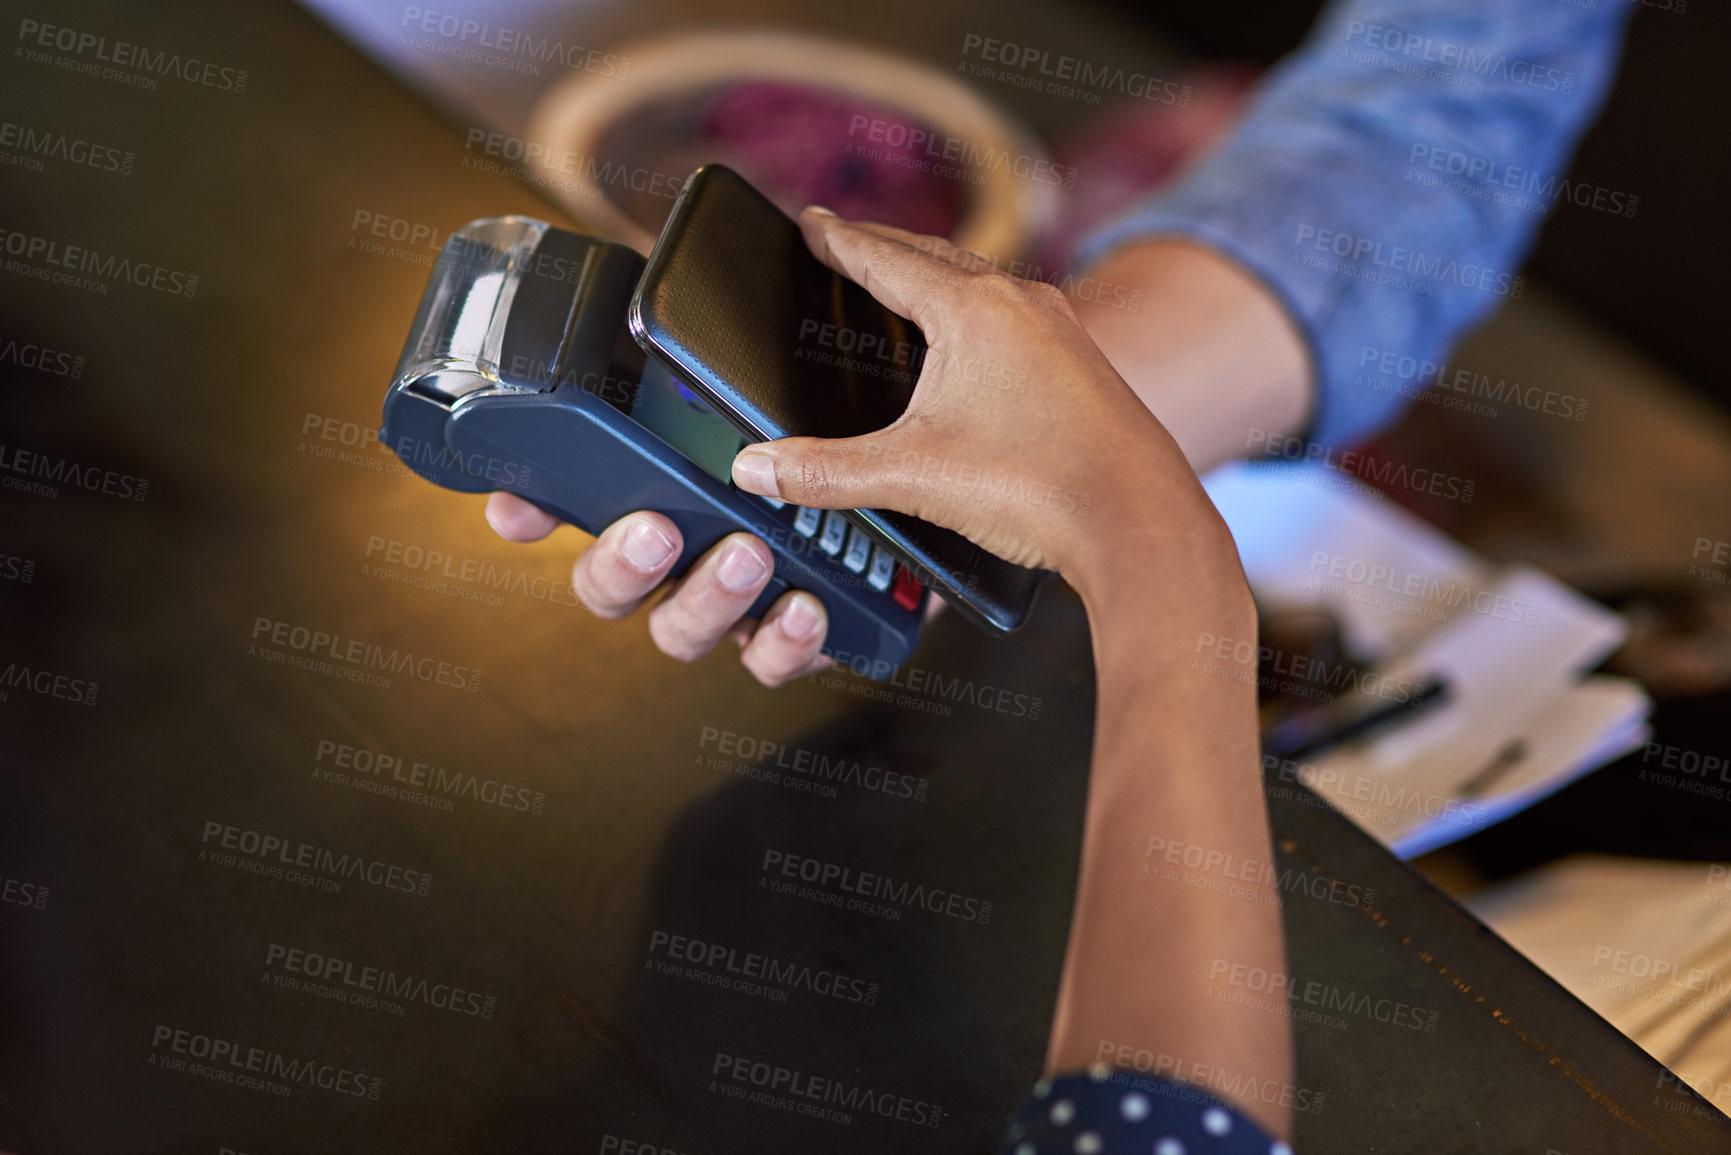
382 170 1040 678
382 214 929 674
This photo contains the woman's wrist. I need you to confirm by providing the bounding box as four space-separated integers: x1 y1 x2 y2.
1060 467 1253 629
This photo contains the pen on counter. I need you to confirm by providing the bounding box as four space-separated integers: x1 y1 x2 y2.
1263 675 1451 764
1456 739 1527 799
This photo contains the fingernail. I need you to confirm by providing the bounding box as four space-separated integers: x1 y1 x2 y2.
779 594 820 640
732 449 780 497
717 542 769 592
806 205 837 218
621 519 675 572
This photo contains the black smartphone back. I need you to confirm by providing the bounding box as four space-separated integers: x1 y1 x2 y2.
628 164 1044 636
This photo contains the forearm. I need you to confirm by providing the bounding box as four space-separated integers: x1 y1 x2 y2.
1071 0 1632 457
1069 239 1312 474
1046 521 1293 1140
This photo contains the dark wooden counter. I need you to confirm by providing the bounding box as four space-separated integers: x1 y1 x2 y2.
0 1 1726 1150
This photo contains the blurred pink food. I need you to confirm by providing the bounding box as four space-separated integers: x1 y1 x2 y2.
1038 66 1261 271
699 81 965 239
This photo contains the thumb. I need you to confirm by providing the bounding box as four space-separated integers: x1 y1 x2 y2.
731 432 917 512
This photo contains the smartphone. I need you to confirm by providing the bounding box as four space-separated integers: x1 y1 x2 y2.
628 164 1045 636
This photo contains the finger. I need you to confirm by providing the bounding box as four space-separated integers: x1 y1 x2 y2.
731 431 919 513
796 208 971 336
835 216 1056 317
846 219 1001 276
647 533 775 661
485 491 560 542
739 590 832 688
569 512 681 619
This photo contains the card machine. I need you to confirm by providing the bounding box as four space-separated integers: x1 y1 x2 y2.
380 216 929 676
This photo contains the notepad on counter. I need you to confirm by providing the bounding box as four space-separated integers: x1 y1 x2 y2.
1206 461 1651 858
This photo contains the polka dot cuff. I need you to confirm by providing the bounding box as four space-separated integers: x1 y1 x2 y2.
997 1066 1292 1155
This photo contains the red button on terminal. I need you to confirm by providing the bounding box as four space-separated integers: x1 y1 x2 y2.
891 566 923 612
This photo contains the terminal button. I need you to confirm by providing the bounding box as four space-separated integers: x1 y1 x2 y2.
819 511 849 556
793 506 822 537
866 547 896 592
892 566 923 612
843 527 872 573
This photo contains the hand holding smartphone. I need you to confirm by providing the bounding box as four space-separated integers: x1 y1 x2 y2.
630 164 1045 637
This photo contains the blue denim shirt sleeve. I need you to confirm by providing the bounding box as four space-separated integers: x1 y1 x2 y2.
1073 0 1634 450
